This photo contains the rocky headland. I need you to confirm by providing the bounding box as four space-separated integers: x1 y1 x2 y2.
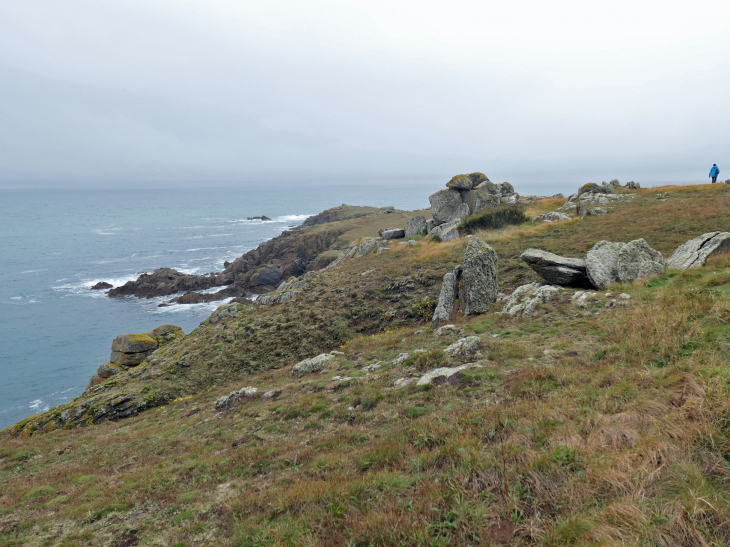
5 178 730 546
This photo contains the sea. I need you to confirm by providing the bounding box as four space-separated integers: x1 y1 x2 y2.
0 178 685 430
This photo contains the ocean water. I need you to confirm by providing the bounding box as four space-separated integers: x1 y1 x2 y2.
0 182 460 430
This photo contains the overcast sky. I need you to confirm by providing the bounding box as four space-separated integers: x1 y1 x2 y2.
1 0 729 189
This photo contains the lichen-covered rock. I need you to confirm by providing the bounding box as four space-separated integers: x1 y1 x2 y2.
616 239 666 282
460 237 498 315
426 218 441 234
292 353 336 377
446 174 474 190
97 362 122 379
585 241 626 290
404 215 427 238
666 232 730 269
392 353 410 365
429 189 465 223
416 364 473 385
467 185 500 215
150 324 184 341
111 333 158 354
625 181 641 189
578 183 613 195
431 268 461 329
520 249 592 287
444 336 481 357
533 212 571 223
109 351 152 366
215 386 258 412
500 283 560 317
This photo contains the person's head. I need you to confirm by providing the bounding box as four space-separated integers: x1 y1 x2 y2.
714 164 717 166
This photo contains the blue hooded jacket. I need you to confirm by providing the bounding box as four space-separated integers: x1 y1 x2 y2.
710 165 720 177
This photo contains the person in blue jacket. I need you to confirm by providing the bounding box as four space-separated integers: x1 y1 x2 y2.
710 164 720 183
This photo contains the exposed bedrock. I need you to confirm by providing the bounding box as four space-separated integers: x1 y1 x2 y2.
109 228 341 301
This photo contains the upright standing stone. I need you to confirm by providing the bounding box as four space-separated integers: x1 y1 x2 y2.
460 237 498 315
431 267 462 329
404 215 428 238
429 189 464 223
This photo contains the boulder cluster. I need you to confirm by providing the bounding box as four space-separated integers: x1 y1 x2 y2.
431 237 499 328
428 173 519 233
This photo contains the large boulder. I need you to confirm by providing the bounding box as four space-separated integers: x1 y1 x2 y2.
616 239 665 282
521 249 592 288
109 351 153 366
533 212 571 223
431 267 461 329
429 189 464 223
500 283 560 317
380 228 405 240
446 172 488 190
404 215 427 238
111 333 158 354
467 185 501 215
666 232 730 269
460 237 498 315
431 220 460 241
585 241 626 289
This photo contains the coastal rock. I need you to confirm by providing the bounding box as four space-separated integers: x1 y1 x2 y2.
90 282 112 290
532 212 571 223
429 189 465 223
111 333 158 354
97 363 122 379
215 386 258 412
460 237 498 315
380 228 405 240
666 232 730 269
426 218 441 234
578 201 588 219
625 181 641 189
431 268 461 329
110 350 153 366
247 215 272 221
446 174 474 190
208 303 241 324
430 221 460 241
108 268 231 299
585 241 626 289
444 336 481 357
404 215 427 238
616 239 666 282
520 249 592 287
292 353 336 377
500 283 560 317
250 265 282 288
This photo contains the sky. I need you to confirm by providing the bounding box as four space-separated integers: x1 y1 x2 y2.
1 0 729 189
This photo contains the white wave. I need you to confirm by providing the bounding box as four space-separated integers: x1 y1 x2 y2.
52 274 139 294
20 268 48 274
10 296 22 300
275 214 312 223
29 299 37 303
150 296 234 315
29 399 49 411
207 233 233 237
183 235 205 239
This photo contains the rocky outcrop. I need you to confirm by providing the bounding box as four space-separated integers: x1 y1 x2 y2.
247 216 272 221
585 241 626 289
300 204 388 227
533 212 571 223
500 283 560 317
207 303 241 323
616 239 665 282
430 189 468 224
90 281 112 290
110 333 158 366
431 267 462 329
253 275 309 309
404 215 427 238
578 183 613 196
460 237 498 315
292 352 337 377
215 386 258 412
444 336 481 357
625 181 641 189
326 237 382 269
416 364 475 386
429 172 519 228
520 249 592 287
108 268 231 299
666 232 730 269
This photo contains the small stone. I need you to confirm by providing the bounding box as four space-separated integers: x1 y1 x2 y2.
394 378 415 388
444 336 480 357
619 293 631 299
292 353 336 377
392 353 410 366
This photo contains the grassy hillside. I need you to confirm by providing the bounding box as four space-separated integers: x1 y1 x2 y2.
2 184 730 546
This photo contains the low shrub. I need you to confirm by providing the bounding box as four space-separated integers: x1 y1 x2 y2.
458 206 528 234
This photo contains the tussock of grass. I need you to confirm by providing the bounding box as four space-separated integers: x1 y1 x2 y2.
458 206 529 234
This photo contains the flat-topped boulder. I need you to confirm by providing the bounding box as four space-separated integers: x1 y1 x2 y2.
616 239 665 282
111 333 158 354
521 249 592 287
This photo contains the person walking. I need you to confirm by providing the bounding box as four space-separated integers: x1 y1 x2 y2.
710 164 720 183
